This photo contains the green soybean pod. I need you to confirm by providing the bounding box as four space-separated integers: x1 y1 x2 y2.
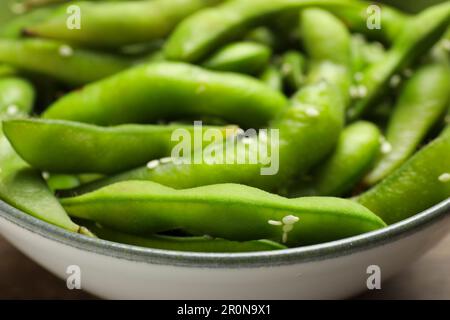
0 6 55 38
0 39 131 86
350 34 386 74
0 65 16 77
0 86 82 232
202 42 272 75
300 8 351 66
348 2 450 120
0 77 35 116
300 8 352 105
64 74 344 196
365 63 450 186
278 51 306 92
3 118 235 174
61 181 386 246
358 126 450 225
24 0 223 48
87 223 287 252
0 130 83 232
43 62 288 128
260 65 283 91
293 121 381 197
244 27 278 49
164 0 403 63
46 174 81 192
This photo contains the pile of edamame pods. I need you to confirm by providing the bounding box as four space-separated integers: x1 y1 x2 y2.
0 0 449 253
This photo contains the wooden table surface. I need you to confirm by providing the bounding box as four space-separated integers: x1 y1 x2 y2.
1 234 449 300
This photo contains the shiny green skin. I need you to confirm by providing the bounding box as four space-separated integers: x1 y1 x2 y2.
358 126 450 225
279 51 306 92
62 181 386 246
293 121 381 197
0 83 80 232
349 2 450 120
300 8 352 104
202 42 272 75
365 63 450 186
0 77 35 115
260 65 283 91
164 0 404 62
0 130 81 232
46 174 81 192
43 62 288 128
0 39 131 86
25 0 223 48
350 34 386 73
3 118 233 174
0 6 55 38
87 223 287 252
300 8 351 66
244 27 278 49
66 76 345 195
0 65 16 77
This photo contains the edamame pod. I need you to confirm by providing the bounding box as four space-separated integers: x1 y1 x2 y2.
350 34 385 74
358 126 450 225
0 85 81 232
65 75 344 195
348 2 450 120
61 181 386 246
260 65 283 91
244 27 278 49
300 8 351 66
365 63 450 186
300 8 352 105
0 6 55 39
87 223 287 252
164 0 403 62
3 118 235 174
0 77 35 116
0 39 131 86
43 62 288 128
202 42 271 75
24 0 224 48
292 121 381 197
279 51 306 92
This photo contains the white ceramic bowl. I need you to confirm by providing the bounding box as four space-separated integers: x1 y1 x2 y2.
0 198 449 299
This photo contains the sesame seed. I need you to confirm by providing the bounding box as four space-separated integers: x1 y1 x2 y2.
59 45 74 57
403 69 413 78
282 215 300 225
438 173 450 183
42 172 50 180
268 220 282 226
357 85 368 98
281 64 292 75
146 160 160 169
389 74 402 88
350 86 359 98
160 157 173 164
442 39 450 52
381 140 392 154
354 72 364 82
6 105 19 115
445 115 450 124
305 107 319 118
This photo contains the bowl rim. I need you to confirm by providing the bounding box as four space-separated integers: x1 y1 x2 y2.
0 198 449 268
